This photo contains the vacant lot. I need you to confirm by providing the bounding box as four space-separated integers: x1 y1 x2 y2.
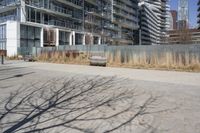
0 61 200 133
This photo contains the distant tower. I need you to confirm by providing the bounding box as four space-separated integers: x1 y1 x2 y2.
170 10 178 30
178 0 189 29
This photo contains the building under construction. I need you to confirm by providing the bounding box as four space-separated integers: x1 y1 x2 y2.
0 0 139 56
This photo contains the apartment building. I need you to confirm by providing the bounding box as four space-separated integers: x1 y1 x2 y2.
138 0 169 45
0 0 139 56
112 0 139 45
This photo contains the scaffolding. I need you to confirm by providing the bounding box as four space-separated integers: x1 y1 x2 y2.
0 0 139 53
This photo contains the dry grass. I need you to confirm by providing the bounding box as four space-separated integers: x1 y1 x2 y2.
7 55 23 60
107 51 200 72
37 51 90 65
36 50 200 72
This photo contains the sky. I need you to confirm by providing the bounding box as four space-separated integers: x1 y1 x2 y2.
169 0 198 28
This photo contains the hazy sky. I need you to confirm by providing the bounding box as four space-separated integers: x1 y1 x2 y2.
170 0 198 28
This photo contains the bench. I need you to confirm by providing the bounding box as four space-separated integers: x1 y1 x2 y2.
89 56 107 67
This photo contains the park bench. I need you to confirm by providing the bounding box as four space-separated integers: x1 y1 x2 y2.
23 54 36 62
89 52 107 66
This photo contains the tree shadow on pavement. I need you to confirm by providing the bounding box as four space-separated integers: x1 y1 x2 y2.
0 76 176 133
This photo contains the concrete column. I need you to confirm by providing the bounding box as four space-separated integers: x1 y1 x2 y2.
17 22 20 48
111 0 114 22
72 31 75 45
6 21 19 56
20 0 26 22
69 32 73 46
56 29 59 47
40 28 44 47
98 36 101 45
82 34 86 45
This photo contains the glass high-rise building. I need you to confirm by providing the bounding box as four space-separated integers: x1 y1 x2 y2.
177 0 189 29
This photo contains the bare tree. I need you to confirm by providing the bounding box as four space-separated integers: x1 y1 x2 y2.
178 29 192 44
0 77 162 133
85 33 93 45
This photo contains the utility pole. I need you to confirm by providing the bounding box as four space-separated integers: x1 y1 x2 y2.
0 50 6 64
1 55 4 65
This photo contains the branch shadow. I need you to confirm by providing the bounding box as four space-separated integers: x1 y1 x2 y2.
0 67 27 72
0 72 35 81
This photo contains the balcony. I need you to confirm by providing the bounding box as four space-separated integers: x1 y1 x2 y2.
0 0 19 7
104 24 120 31
85 19 101 26
25 4 74 20
0 15 16 23
55 0 82 9
0 0 19 14
85 0 97 5
48 20 82 31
